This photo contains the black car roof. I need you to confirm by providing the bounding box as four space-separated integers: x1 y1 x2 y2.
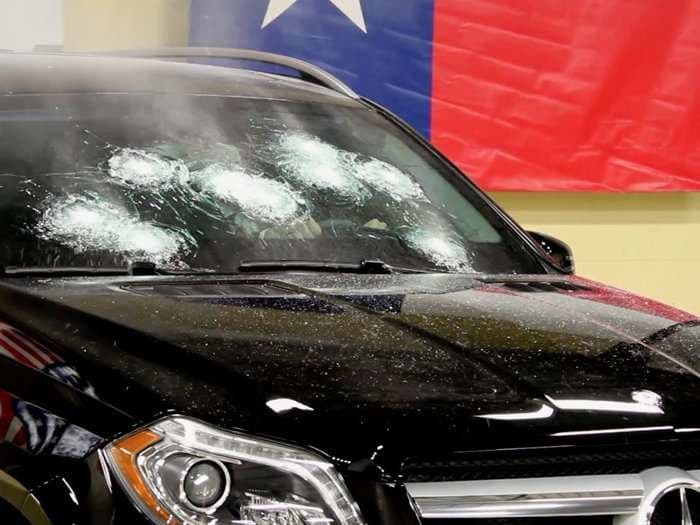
0 52 363 107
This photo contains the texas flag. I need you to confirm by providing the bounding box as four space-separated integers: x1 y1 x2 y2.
190 0 700 192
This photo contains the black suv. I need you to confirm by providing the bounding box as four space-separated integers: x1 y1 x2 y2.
0 48 698 525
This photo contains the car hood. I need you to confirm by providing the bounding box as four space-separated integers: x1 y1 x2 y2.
1 273 699 475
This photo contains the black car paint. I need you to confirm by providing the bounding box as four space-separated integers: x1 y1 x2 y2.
0 271 698 524
0 54 698 525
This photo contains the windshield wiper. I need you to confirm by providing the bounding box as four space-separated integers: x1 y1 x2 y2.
0 266 132 278
1 259 436 278
0 261 164 277
238 259 430 275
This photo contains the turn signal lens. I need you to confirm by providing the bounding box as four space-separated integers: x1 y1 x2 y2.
106 429 180 524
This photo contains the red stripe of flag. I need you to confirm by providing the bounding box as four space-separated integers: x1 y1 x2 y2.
2 328 56 366
0 332 39 369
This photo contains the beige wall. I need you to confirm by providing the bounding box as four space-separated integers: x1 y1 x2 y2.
64 0 190 51
0 0 64 51
492 193 700 315
58 3 698 316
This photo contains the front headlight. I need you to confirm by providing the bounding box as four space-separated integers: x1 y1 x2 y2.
103 416 366 525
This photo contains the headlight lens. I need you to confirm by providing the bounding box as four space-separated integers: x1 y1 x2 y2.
182 460 228 509
103 416 366 525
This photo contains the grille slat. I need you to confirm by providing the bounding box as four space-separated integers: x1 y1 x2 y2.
406 474 643 522
423 519 611 525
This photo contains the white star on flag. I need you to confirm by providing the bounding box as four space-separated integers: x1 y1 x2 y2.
262 0 367 33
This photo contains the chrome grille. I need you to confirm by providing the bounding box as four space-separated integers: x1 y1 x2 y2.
403 441 700 482
406 469 700 522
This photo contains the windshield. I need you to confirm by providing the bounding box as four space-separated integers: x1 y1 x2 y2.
0 92 544 274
